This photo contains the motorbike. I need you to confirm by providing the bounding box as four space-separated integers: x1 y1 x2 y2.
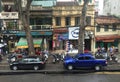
52 53 65 64
109 54 118 62
7 54 17 63
52 54 61 64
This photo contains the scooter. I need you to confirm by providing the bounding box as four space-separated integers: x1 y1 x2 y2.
52 54 61 64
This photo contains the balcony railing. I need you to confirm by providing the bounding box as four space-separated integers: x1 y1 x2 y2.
0 12 18 19
30 25 53 31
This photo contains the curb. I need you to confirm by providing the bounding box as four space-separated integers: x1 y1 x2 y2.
0 69 120 75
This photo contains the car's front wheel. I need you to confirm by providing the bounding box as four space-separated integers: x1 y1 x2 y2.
67 65 73 70
95 65 101 71
34 66 39 70
12 66 18 70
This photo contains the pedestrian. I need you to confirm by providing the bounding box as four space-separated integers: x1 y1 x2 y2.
69 43 73 51
97 46 101 55
109 46 114 54
101 47 105 53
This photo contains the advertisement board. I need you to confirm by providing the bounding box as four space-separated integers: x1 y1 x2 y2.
68 27 80 39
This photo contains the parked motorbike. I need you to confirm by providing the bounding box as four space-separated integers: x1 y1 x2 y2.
7 54 17 63
52 53 65 64
109 55 118 62
52 54 61 64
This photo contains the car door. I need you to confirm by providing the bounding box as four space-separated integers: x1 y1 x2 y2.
18 58 29 69
28 59 37 69
75 56 85 68
83 56 94 68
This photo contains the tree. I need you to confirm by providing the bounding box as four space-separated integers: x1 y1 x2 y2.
15 0 35 56
78 0 89 53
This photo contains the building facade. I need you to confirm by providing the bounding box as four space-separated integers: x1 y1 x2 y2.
0 0 96 53
95 16 120 52
52 0 95 52
0 0 19 53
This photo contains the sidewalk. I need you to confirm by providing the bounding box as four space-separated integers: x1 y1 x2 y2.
0 55 120 74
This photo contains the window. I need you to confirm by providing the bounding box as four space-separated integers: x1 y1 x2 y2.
96 25 100 32
65 17 71 26
22 59 28 63
29 59 38 62
5 20 18 30
78 57 84 60
6 21 15 30
104 25 109 31
3 5 15 12
112 25 117 31
55 17 61 26
86 16 91 25
85 56 91 60
75 17 80 26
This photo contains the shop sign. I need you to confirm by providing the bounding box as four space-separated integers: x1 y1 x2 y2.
68 27 79 39
58 33 68 41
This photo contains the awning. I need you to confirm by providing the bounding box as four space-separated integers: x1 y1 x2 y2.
96 35 120 42
103 40 114 42
16 31 52 36
16 38 42 49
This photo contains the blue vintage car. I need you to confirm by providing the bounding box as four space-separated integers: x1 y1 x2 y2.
63 53 107 71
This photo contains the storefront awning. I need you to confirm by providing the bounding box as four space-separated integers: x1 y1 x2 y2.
96 35 120 42
16 38 42 49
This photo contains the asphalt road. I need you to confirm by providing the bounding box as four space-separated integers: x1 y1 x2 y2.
0 72 120 82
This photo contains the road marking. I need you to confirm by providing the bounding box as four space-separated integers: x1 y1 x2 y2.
95 72 120 74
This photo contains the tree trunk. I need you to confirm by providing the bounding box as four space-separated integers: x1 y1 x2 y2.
17 0 35 56
78 0 89 53
23 0 35 56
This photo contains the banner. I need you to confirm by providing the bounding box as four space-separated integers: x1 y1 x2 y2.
68 27 79 39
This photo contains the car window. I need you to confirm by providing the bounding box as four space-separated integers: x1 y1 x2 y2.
78 57 84 60
29 59 38 62
21 59 28 63
84 56 91 60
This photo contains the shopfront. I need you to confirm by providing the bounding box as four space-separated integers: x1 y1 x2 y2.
53 28 68 50
95 35 120 51
16 31 52 51
68 27 92 51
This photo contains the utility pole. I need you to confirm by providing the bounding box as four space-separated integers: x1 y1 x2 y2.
78 0 89 53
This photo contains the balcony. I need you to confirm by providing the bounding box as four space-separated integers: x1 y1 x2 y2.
0 12 18 19
30 25 53 31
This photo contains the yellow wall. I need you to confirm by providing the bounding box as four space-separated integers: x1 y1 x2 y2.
95 26 119 36
94 24 120 52
52 4 95 52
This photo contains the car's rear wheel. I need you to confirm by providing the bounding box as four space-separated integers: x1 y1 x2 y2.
95 65 101 71
12 66 18 70
67 65 73 70
34 66 39 70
